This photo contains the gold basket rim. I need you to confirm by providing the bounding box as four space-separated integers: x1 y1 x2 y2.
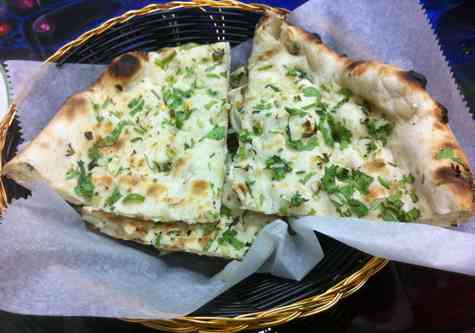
0 1 389 332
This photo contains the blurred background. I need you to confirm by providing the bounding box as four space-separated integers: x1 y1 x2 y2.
0 0 473 111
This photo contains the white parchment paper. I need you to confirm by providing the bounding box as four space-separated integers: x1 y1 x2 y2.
0 57 323 318
1 0 475 319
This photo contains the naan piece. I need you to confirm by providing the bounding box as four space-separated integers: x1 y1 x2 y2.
4 42 231 223
229 12 474 226
81 157 274 260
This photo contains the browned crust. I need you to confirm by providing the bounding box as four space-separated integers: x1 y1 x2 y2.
257 11 474 222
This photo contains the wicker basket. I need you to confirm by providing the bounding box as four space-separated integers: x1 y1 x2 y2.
0 1 388 332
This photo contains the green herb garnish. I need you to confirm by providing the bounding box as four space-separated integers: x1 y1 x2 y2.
367 117 394 145
265 84 281 92
218 228 245 250
300 171 317 185
286 136 319 151
265 155 292 181
378 176 391 189
285 107 307 117
122 193 145 204
303 86 320 98
290 192 309 207
128 96 145 117
257 64 273 71
105 186 122 208
74 160 94 201
204 126 226 140
155 50 177 69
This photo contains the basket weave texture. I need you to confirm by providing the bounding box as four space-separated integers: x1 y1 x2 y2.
0 1 388 332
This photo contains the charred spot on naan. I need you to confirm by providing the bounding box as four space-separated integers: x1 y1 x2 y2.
345 60 377 76
363 159 388 174
146 183 168 198
57 94 90 122
398 70 427 89
109 53 144 81
172 157 189 176
93 175 113 189
433 102 449 124
434 165 473 196
191 179 209 196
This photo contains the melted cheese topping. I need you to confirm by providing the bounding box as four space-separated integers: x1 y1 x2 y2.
229 60 431 222
67 43 231 223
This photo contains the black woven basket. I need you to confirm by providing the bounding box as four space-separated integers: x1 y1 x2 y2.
0 3 386 331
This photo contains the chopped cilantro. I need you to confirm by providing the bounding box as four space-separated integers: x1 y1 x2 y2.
122 193 145 204
285 65 311 80
285 106 307 117
204 126 226 140
105 186 122 208
205 100 218 110
66 167 80 180
378 176 391 189
378 193 420 222
348 198 369 217
366 140 378 155
206 73 220 78
134 125 147 135
128 96 145 117
206 88 218 97
239 129 253 143
367 117 394 145
318 114 335 147
410 191 419 203
154 233 162 248
100 120 131 146
252 123 263 136
88 144 102 163
435 147 465 166
74 160 94 201
328 115 352 148
163 87 192 110
65 143 75 157
265 84 281 92
406 208 421 222
330 96 349 113
184 140 195 150
257 64 273 71
253 100 272 113
290 192 309 207
265 155 292 181
184 66 194 78
303 86 320 98
220 205 232 217
155 50 176 69
351 170 373 195
300 171 317 185
174 109 192 129
237 147 247 160
206 211 220 221
339 87 353 98
218 228 245 250
286 136 319 151
322 165 373 217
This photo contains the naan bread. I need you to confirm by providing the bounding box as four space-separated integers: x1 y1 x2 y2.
229 12 474 226
4 42 231 223
81 156 274 260
81 210 271 260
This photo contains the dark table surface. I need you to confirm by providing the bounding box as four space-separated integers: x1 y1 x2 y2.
1 0 474 332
